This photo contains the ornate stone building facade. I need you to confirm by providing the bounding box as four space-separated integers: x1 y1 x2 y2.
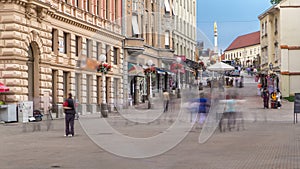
123 0 175 105
0 0 124 116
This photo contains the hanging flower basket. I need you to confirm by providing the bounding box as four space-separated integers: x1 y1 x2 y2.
144 67 156 75
174 64 183 70
97 63 112 74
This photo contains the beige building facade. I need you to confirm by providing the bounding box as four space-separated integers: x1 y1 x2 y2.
224 31 261 68
0 0 124 116
224 44 261 67
123 0 175 105
173 0 197 59
258 0 300 97
173 0 197 87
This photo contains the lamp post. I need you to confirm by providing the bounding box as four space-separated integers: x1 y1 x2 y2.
99 54 108 118
176 57 181 98
147 60 153 109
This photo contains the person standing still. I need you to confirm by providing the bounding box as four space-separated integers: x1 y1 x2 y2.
63 93 76 137
262 88 269 109
163 89 170 112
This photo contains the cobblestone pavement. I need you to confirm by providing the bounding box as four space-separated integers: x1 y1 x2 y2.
0 75 299 169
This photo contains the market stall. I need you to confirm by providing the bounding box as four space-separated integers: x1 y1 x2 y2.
0 83 17 122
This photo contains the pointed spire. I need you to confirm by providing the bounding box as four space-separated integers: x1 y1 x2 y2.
214 21 217 33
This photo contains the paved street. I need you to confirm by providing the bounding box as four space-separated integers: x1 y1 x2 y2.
1 74 300 169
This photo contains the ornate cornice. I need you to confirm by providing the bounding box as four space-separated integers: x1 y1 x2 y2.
48 10 124 41
1 0 124 41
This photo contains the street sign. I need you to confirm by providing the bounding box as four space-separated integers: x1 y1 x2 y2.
294 93 300 123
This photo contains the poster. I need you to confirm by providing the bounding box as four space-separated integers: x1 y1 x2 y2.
18 101 33 123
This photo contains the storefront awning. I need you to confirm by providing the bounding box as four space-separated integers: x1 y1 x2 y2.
128 63 144 77
156 68 174 75
184 59 201 70
0 82 9 92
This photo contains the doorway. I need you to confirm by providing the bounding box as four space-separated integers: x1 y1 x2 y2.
27 43 40 110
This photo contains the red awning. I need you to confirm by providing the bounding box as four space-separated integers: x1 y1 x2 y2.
0 82 9 92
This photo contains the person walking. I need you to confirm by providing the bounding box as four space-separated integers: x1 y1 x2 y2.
163 89 170 112
63 93 76 137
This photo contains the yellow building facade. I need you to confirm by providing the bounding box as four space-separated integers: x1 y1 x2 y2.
0 0 124 116
259 0 300 97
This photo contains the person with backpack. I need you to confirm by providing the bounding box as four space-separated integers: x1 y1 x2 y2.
63 93 76 137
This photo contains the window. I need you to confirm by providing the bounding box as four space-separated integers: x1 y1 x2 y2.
63 71 70 99
86 39 92 58
261 23 264 36
132 0 137 11
106 0 110 19
96 42 102 60
265 21 267 36
52 29 58 54
75 35 82 57
62 32 70 54
77 0 82 9
141 15 144 38
165 30 170 49
132 15 140 37
275 18 278 34
113 47 119 65
63 32 67 54
106 45 111 64
164 0 171 14
96 0 100 15
275 42 278 60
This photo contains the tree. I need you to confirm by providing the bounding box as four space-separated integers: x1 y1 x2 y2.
271 0 282 5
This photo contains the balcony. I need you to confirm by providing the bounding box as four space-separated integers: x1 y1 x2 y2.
124 38 145 56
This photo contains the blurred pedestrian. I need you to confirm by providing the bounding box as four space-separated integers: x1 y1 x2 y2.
63 93 76 137
163 89 170 112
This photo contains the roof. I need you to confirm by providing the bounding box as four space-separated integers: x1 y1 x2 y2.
224 31 260 52
220 54 225 60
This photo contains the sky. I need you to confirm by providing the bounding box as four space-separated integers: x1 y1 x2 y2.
196 0 273 53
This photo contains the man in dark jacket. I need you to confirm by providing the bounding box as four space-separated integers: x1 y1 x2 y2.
63 93 76 137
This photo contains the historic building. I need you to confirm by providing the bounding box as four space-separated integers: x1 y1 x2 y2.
123 0 175 105
173 0 197 88
224 31 261 68
0 0 124 116
258 0 300 97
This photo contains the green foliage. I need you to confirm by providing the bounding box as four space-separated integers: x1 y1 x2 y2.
271 0 282 5
284 96 294 102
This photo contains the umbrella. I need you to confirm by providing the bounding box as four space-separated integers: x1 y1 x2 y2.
207 62 235 72
128 63 144 76
0 82 9 92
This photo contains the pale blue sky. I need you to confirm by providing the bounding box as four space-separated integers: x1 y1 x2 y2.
197 0 272 52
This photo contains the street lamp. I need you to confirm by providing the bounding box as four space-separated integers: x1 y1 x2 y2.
147 59 153 109
176 57 181 98
99 54 108 118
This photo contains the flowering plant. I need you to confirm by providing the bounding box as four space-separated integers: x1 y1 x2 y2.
144 67 156 75
174 63 183 70
97 63 112 74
